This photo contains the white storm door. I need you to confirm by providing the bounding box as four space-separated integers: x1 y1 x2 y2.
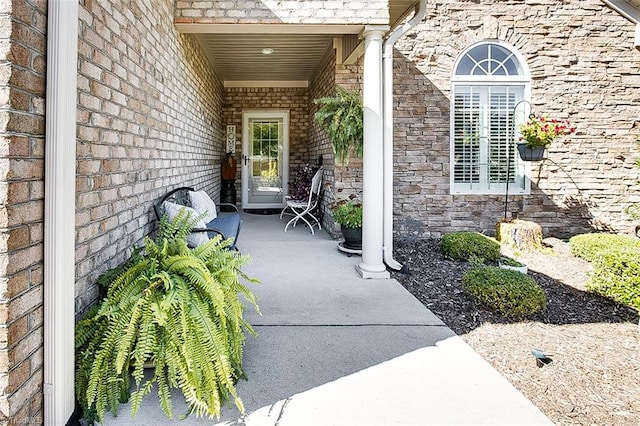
241 110 289 209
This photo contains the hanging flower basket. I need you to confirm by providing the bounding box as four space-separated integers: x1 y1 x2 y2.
517 113 576 162
517 143 546 161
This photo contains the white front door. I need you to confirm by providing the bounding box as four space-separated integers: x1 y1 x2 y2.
241 110 289 209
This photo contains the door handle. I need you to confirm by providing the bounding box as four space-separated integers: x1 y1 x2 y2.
243 155 248 166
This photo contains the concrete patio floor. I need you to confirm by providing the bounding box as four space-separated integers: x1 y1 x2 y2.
103 212 552 425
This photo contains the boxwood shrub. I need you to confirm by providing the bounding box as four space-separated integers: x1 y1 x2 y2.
588 248 640 311
570 233 640 312
440 232 501 262
462 266 546 318
569 233 640 263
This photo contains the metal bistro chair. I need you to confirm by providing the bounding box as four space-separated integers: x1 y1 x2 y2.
281 167 323 235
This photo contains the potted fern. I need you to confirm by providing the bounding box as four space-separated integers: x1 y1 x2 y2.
75 210 260 423
313 86 363 165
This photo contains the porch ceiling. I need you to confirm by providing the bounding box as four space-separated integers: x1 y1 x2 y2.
195 33 336 83
190 1 420 85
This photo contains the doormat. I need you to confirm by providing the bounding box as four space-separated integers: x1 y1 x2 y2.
243 208 282 215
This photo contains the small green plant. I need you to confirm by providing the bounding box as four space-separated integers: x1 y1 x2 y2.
569 233 640 263
75 210 260 423
498 256 525 267
463 266 546 318
440 232 501 262
468 254 486 267
625 203 640 220
314 86 363 164
332 198 363 228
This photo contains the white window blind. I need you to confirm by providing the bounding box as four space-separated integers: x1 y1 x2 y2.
451 42 530 194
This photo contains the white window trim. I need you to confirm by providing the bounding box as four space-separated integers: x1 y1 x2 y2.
450 41 532 195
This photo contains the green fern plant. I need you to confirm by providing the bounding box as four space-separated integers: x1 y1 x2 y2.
313 86 363 164
75 210 260 423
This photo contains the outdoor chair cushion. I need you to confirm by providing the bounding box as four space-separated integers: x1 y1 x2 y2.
189 190 217 223
154 186 242 250
205 213 241 246
163 201 209 247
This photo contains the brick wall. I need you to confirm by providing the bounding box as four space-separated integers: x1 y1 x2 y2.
392 0 640 238
76 0 225 315
0 0 47 422
222 87 309 204
308 51 337 232
307 48 364 236
175 0 389 25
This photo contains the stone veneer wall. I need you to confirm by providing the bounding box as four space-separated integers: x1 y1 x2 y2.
392 0 640 238
0 0 47 422
222 87 309 204
76 0 225 317
174 0 389 25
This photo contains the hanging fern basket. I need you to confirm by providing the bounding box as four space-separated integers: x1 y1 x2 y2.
517 143 546 161
313 86 363 165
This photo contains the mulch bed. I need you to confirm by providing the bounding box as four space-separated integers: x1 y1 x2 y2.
392 237 640 425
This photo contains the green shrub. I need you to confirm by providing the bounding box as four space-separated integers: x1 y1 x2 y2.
462 266 546 318
569 233 640 312
588 248 640 312
569 233 640 263
440 232 501 262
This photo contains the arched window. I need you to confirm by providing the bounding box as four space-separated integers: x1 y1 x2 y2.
450 41 530 194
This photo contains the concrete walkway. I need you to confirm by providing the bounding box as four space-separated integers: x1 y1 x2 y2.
104 213 552 425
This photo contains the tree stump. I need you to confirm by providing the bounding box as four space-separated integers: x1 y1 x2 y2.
496 219 543 251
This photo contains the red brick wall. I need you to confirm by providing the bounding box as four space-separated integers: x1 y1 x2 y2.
222 87 309 204
0 0 47 422
307 49 365 235
75 0 225 314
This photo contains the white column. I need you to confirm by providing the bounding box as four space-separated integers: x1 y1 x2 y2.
44 0 78 424
357 27 390 279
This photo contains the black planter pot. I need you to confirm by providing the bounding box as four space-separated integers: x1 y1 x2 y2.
340 225 362 250
517 143 546 161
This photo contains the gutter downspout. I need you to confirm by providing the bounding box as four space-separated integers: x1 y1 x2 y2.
44 0 78 424
382 0 428 271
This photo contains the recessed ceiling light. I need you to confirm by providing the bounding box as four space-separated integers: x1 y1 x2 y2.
261 48 274 55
